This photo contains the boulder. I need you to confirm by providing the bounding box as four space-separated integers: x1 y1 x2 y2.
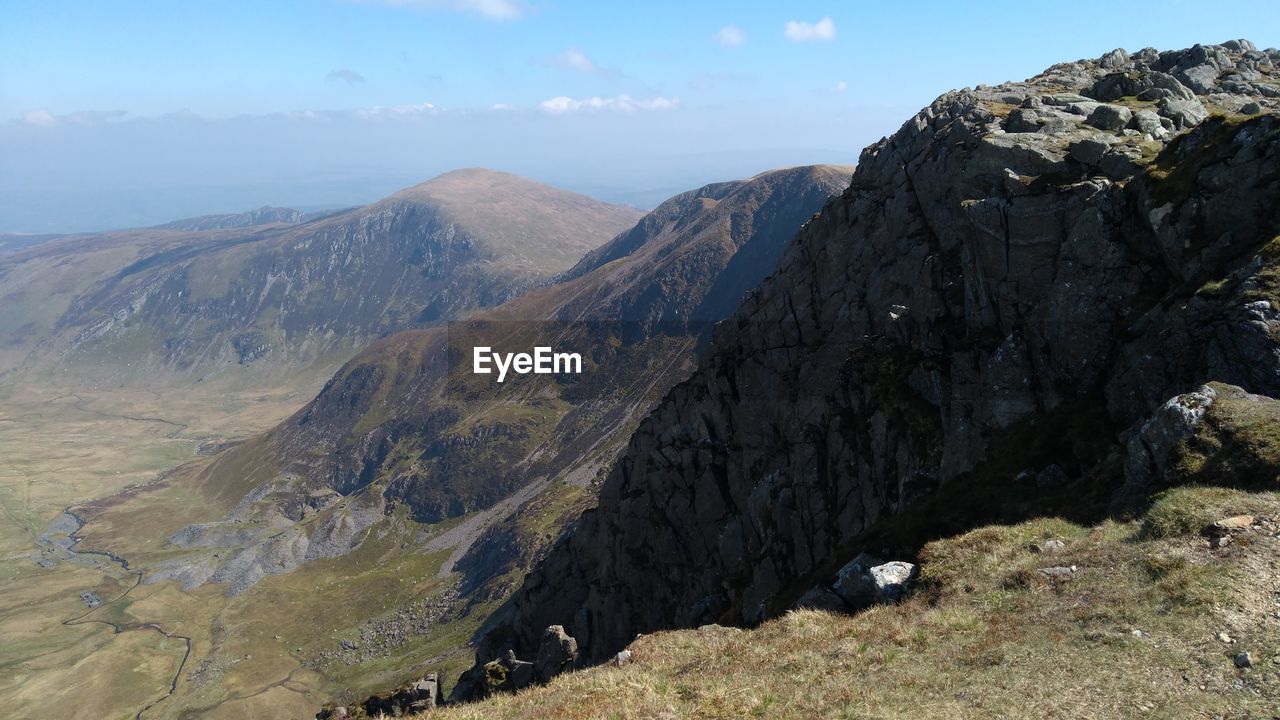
1029 539 1066 554
503 650 536 688
1159 98 1209 128
792 585 850 612
1069 137 1115 165
1087 104 1132 131
1206 515 1255 535
534 625 579 683
1177 64 1220 94
1100 48 1130 69
1130 109 1165 135
1006 108 1044 133
831 554 918 609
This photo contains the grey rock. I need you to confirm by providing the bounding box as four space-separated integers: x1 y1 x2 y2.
1067 101 1102 116
1178 64 1221 94
1241 101 1262 114
1100 48 1130 69
534 625 578 683
1099 146 1143 179
1159 98 1209 128
831 554 918 608
614 649 633 667
869 562 918 602
1088 104 1133 131
792 585 849 612
1038 565 1076 578
1070 137 1116 165
1039 116 1076 135
1235 651 1253 668
1029 539 1065 553
1006 108 1044 133
1115 385 1217 506
504 652 535 688
1044 93 1090 106
1130 108 1165 135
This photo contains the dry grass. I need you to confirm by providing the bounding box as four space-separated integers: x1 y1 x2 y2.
429 488 1280 719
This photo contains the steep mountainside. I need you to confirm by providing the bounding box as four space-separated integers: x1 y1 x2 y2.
467 40 1280 686
0 169 641 384
132 166 849 597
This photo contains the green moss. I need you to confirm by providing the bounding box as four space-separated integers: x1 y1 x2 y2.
483 660 510 694
1175 383 1280 490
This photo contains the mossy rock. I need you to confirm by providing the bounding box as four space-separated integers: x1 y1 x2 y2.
1176 382 1280 489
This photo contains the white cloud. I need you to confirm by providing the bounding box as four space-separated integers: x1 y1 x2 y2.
20 109 59 127
360 0 522 21
16 109 130 127
831 80 848 94
546 48 599 73
539 94 679 114
714 25 745 47
353 102 438 120
784 17 836 42
326 68 366 84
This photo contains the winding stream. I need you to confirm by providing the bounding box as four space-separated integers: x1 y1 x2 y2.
40 510 193 720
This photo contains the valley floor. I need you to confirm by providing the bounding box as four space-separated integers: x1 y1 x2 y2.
0 376 357 719
426 486 1280 720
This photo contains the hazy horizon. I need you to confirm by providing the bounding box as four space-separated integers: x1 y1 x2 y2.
3 0 1278 233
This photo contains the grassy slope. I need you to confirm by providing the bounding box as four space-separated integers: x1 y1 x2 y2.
429 485 1280 719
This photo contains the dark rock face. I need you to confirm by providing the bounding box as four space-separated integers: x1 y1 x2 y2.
470 41 1280 680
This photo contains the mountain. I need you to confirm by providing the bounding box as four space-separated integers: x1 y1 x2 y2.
155 205 305 231
458 39 1280 697
132 165 850 598
0 168 642 384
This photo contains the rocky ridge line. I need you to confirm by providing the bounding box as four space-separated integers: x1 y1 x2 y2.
456 40 1280 697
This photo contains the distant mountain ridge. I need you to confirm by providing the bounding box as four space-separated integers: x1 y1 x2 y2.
156 205 305 231
0 169 642 384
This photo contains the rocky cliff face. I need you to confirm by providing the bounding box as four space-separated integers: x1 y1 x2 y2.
471 41 1280 680
152 166 850 595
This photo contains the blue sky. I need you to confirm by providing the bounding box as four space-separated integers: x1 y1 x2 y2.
2 0 1278 231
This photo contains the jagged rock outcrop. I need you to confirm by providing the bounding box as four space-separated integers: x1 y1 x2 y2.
465 41 1280 687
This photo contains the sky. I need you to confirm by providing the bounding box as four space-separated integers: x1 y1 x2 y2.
2 0 1278 232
